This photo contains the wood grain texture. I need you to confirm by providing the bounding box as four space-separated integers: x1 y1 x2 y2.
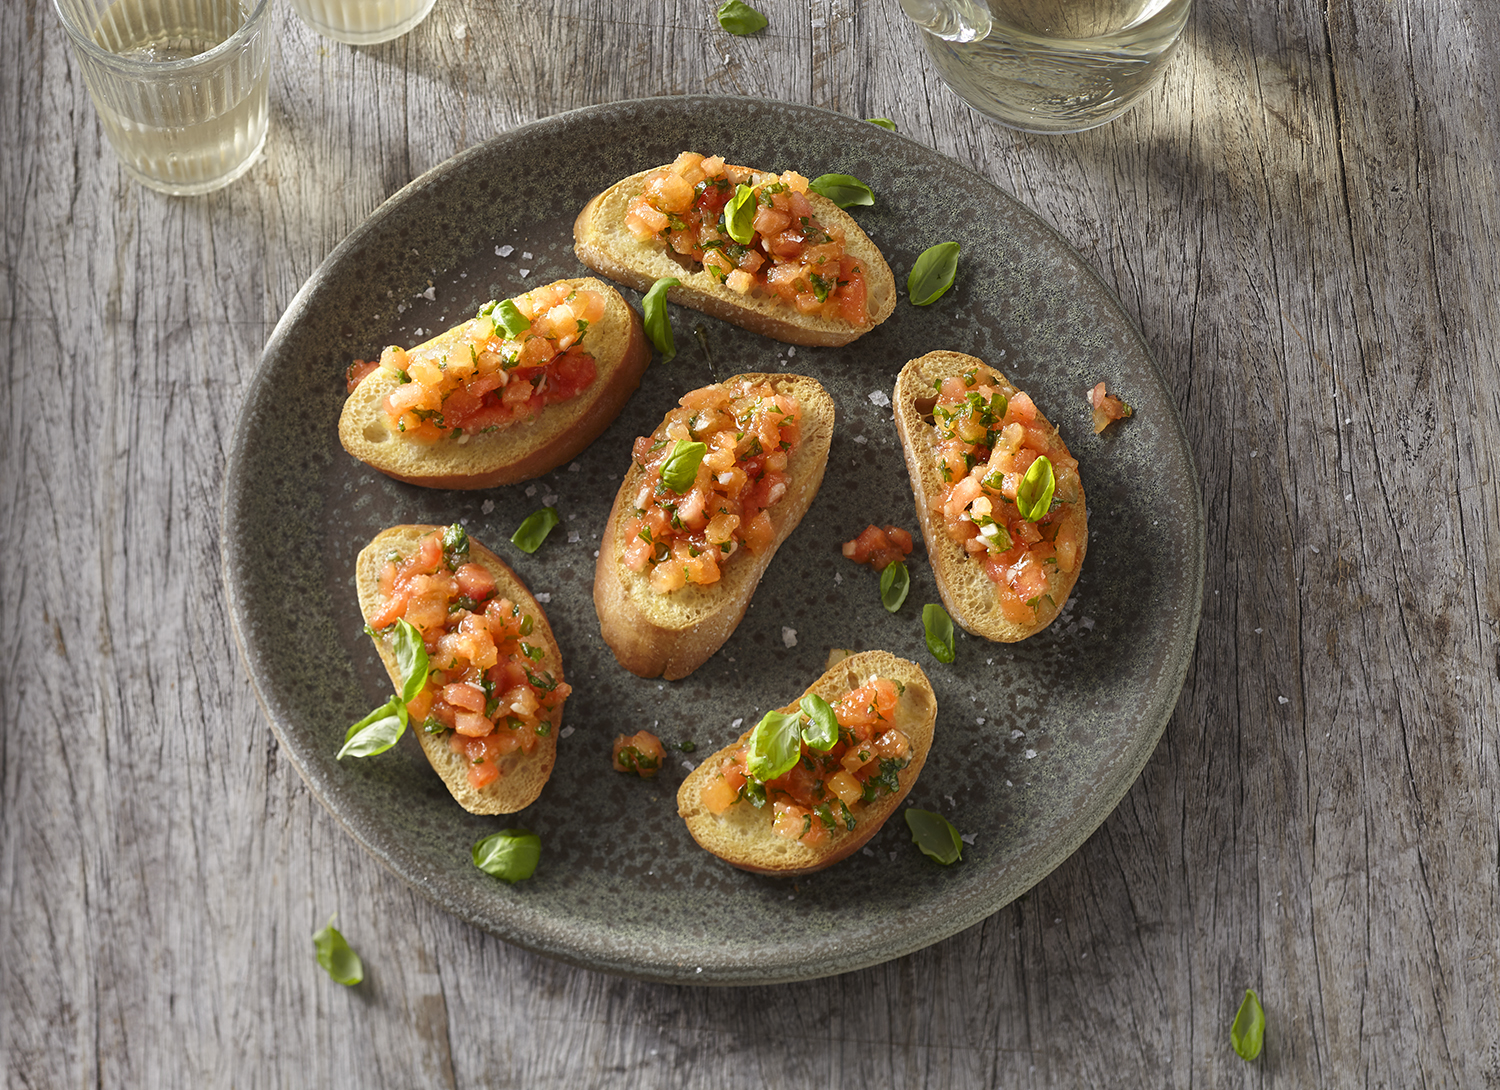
3 0 1497 1086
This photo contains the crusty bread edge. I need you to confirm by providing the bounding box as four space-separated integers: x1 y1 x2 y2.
338 278 651 489
355 525 562 814
573 164 896 347
592 373 835 680
675 650 938 877
893 351 1089 643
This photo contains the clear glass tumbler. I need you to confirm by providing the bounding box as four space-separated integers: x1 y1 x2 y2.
287 0 436 45
901 0 1191 134
52 0 272 195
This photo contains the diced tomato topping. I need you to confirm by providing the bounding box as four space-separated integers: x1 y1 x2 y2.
842 524 914 571
624 152 871 327
370 527 570 793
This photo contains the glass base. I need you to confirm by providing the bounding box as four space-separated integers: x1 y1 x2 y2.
292 0 437 45
117 121 267 196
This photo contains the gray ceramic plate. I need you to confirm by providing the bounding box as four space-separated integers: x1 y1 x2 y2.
223 96 1204 985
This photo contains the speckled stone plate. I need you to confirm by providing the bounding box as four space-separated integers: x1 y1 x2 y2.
223 96 1204 985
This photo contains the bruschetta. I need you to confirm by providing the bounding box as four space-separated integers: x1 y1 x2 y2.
573 152 896 347
355 524 568 814
677 650 938 876
893 351 1088 642
339 277 650 489
593 372 834 680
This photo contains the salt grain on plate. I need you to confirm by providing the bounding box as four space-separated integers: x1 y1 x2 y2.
542 493 558 506
782 627 797 648
559 726 574 738
497 245 514 257
522 252 533 260
519 269 531 278
535 593 551 604
1278 696 1289 704
730 718 743 729
1024 748 1037 760
868 390 891 408
567 531 581 543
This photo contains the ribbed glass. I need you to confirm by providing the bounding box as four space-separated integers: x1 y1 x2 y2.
53 0 271 195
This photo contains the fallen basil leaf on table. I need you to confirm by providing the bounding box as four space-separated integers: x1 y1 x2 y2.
908 241 961 306
312 915 363 985
880 559 910 613
511 506 559 553
922 603 956 664
715 0 767 34
866 117 897 131
642 276 679 360
905 808 963 864
1016 455 1056 522
473 828 542 883
808 173 875 209
1231 988 1265 1060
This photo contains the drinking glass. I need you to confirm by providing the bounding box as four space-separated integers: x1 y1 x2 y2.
52 0 272 195
900 0 1191 134
287 0 436 45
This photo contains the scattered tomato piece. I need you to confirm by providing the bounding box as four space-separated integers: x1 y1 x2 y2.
841 524 914 572
1089 380 1133 433
612 731 665 778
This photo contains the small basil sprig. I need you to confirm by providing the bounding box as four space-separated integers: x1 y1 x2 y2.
494 298 531 339
642 277 679 360
1231 989 1266 1061
905 808 963 865
879 560 910 613
908 241 960 306
808 173 875 209
725 183 757 244
339 618 428 759
716 0 767 34
312 915 364 986
744 696 839 783
1015 455 1056 522
922 603 956 664
866 117 897 131
472 828 541 883
512 506 559 553
659 439 707 493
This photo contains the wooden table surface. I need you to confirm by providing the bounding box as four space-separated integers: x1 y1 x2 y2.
5 0 1497 1085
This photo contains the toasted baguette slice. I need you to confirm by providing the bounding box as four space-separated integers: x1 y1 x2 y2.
677 650 938 876
573 161 896 347
593 373 834 680
356 525 563 814
339 277 650 489
894 351 1088 642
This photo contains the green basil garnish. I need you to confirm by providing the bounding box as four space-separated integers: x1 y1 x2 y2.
391 618 429 705
494 298 531 339
472 828 541 884
808 173 875 209
312 914 363 985
922 603 956 664
905 808 963 865
441 522 470 569
798 693 839 753
659 439 708 493
642 277 679 361
745 708 804 783
908 240 960 306
1015 455 1056 522
1231 989 1265 1061
879 559 910 613
511 506 559 553
866 117 896 131
337 697 406 759
715 0 767 34
725 183 757 245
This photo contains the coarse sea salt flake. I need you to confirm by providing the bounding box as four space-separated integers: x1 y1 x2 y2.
868 390 891 408
782 627 798 648
559 726 574 739
497 245 514 257
535 593 551 604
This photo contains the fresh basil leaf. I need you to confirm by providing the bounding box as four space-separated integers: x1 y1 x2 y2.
494 298 531 339
798 693 838 752
642 277 679 361
472 828 541 883
880 560 910 613
866 117 897 131
745 708 804 783
1231 989 1265 1061
808 173 875 209
337 696 407 759
922 603 956 664
715 0 767 34
441 522 470 568
312 914 363 985
905 808 963 865
511 506 559 553
391 618 429 705
1016 455 1056 522
908 241 961 306
725 183 757 244
659 439 708 494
